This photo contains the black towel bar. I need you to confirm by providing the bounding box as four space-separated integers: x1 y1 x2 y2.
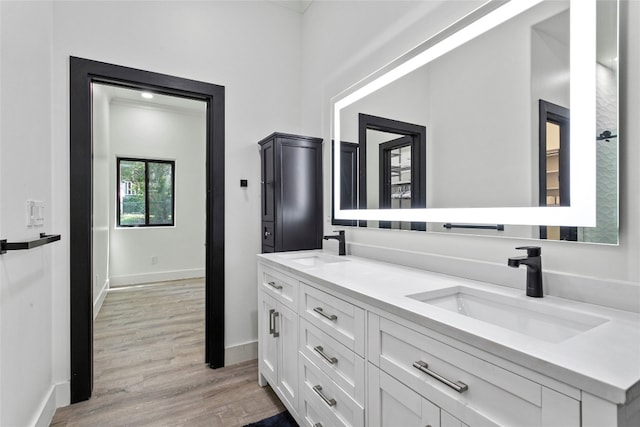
443 223 504 231
0 233 61 254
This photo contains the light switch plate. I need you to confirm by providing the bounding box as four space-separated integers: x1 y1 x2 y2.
26 200 45 227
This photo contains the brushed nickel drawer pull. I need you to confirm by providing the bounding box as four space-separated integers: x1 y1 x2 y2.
313 307 337 321
267 281 283 290
268 309 276 336
312 385 336 407
314 345 338 364
272 311 280 338
413 360 468 393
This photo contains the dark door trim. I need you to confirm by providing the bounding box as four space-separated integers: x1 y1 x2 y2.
331 140 359 227
358 113 426 230
69 57 225 403
538 99 576 241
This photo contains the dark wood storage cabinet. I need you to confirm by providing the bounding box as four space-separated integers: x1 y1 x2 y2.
259 133 323 253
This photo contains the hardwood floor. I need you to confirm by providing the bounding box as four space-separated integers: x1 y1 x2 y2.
51 279 286 426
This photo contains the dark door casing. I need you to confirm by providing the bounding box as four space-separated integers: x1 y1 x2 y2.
69 57 225 403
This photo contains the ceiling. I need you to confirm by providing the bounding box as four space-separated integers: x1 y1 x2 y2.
93 83 206 113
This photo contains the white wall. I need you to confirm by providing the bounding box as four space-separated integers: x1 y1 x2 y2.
0 2 57 426
107 100 206 287
303 0 639 294
2 0 304 424
50 0 303 392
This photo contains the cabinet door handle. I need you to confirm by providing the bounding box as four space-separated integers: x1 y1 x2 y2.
313 307 337 321
267 281 283 290
312 385 336 407
272 311 280 338
314 345 338 364
264 231 272 237
413 361 468 393
268 309 276 336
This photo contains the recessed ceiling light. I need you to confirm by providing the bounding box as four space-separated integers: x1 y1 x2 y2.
141 92 154 99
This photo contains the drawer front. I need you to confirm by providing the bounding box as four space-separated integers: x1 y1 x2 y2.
368 363 441 427
299 353 364 427
299 318 365 404
300 283 365 356
260 267 298 310
373 316 543 427
299 386 340 427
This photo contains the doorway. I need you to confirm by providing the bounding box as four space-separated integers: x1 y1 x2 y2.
69 57 225 403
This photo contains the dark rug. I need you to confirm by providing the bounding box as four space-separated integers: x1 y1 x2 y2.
243 411 298 427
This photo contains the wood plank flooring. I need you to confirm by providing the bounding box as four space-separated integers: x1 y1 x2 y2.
51 279 286 426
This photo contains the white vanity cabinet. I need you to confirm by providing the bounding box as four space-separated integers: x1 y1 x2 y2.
258 267 300 415
257 255 639 427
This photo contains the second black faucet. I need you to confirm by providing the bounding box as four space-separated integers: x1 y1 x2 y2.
323 230 346 256
508 246 543 297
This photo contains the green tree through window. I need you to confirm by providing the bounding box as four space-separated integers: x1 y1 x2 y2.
118 158 174 227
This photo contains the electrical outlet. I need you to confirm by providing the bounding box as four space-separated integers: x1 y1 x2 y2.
151 256 158 265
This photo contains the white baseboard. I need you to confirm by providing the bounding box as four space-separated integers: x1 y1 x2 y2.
32 381 69 427
109 268 205 287
225 340 258 366
93 279 109 319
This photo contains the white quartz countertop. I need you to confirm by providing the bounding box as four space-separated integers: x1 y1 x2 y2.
257 250 640 405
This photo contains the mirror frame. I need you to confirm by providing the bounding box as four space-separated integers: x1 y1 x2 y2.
332 0 597 227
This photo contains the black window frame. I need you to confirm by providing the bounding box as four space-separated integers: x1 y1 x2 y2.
116 157 176 227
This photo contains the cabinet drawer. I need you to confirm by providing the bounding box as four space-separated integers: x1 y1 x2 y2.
260 267 298 310
371 316 545 427
299 353 364 427
299 318 365 404
300 283 365 356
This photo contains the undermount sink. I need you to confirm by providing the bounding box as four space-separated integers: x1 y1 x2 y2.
278 253 350 267
407 286 608 343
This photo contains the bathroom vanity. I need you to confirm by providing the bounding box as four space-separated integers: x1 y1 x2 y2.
257 251 640 426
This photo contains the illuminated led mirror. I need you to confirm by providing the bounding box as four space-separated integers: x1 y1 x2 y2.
333 0 599 227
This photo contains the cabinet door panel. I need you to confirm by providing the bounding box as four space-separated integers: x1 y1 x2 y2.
261 140 275 223
369 363 440 427
280 141 321 251
259 293 278 386
277 303 299 412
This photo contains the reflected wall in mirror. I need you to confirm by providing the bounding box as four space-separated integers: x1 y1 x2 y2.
332 0 618 244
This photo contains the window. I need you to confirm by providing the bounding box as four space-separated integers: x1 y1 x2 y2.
117 158 175 227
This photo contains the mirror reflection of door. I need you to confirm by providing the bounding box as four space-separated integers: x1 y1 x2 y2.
379 137 413 230
331 141 359 227
358 114 426 231
539 99 576 241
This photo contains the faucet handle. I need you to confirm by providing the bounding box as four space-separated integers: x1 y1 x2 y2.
515 246 541 257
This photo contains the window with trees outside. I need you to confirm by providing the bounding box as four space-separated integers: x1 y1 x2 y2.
117 158 175 227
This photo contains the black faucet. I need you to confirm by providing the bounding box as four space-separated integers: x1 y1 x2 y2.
323 230 346 256
508 246 543 298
